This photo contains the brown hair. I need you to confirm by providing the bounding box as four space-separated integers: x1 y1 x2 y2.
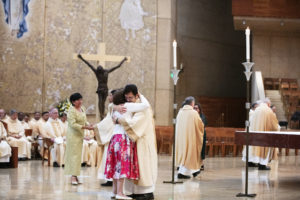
113 89 126 105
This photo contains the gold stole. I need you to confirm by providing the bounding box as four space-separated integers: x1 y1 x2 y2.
51 121 63 137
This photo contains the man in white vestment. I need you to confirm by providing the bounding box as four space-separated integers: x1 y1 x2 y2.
0 121 11 163
4 110 31 160
82 127 99 167
0 109 8 121
18 112 30 129
18 112 34 143
175 96 204 179
242 98 279 170
29 112 41 138
44 108 66 167
36 112 49 158
59 113 68 134
118 84 157 200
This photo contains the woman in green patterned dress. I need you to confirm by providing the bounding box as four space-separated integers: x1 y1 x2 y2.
64 93 93 185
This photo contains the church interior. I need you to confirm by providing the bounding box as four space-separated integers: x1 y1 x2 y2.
1 0 300 199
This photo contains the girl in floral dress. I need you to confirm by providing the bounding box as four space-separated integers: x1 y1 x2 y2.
104 89 150 199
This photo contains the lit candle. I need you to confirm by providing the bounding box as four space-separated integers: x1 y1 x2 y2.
173 40 177 69
245 27 250 61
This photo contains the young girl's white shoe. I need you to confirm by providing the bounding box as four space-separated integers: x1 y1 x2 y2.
116 195 132 200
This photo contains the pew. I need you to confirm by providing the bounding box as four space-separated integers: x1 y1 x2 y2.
206 127 244 157
155 126 245 157
264 78 280 90
155 126 173 155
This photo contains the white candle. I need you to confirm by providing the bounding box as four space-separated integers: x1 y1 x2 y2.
173 40 177 69
245 27 250 61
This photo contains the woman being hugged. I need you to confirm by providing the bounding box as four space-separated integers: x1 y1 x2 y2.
105 89 150 200
64 93 94 185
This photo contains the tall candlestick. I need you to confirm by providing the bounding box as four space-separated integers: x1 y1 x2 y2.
173 40 177 69
245 27 250 61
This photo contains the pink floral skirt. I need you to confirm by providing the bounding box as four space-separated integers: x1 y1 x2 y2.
104 134 139 180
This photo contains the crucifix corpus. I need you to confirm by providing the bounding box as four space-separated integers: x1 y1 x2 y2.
73 42 131 120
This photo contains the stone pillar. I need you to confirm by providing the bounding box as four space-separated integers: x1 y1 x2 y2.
155 0 176 126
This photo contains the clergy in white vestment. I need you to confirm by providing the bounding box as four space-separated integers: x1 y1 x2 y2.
29 112 41 138
44 108 66 167
36 112 49 158
59 113 68 136
59 113 68 154
0 121 11 162
249 102 258 123
82 127 99 167
243 98 279 170
95 89 116 186
175 96 204 179
18 112 30 129
118 84 157 199
0 109 6 120
18 112 34 142
242 102 258 167
4 110 31 159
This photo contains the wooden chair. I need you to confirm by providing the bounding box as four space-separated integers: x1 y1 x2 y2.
159 135 173 155
42 138 54 166
206 127 215 157
281 82 290 90
155 127 162 153
212 136 223 157
222 131 236 157
157 126 173 155
1 121 8 132
25 129 32 137
24 129 40 159
290 82 298 90
206 136 215 157
273 78 280 90
264 78 273 90
9 147 18 168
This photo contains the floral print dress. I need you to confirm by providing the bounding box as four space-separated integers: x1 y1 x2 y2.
104 112 139 180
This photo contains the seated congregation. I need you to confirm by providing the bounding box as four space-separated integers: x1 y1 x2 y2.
0 108 100 168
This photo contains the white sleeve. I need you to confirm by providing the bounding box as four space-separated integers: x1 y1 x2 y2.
125 95 150 113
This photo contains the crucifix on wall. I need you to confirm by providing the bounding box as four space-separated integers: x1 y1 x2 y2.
73 43 131 120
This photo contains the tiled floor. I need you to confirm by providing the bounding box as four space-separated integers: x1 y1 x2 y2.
1 154 300 200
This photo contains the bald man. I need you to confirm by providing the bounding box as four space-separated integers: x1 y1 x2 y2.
0 109 7 121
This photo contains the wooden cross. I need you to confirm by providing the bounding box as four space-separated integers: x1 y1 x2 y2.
73 42 131 66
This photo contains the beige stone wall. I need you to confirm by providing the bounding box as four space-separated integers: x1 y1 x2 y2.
0 0 45 113
0 0 175 125
253 31 300 83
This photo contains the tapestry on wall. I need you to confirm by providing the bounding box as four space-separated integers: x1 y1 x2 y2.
2 0 30 38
